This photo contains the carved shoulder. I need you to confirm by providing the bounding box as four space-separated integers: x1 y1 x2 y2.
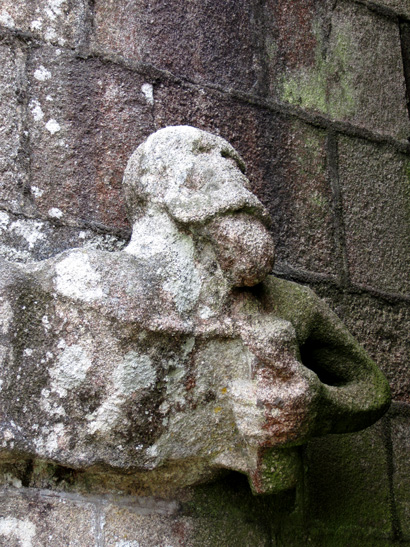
31 248 189 331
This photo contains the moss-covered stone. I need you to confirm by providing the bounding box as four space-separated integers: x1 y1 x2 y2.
278 2 410 140
185 472 295 546
391 413 410 540
303 421 392 536
281 21 355 120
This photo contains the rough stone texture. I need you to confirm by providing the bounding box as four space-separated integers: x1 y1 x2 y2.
272 1 410 140
92 0 266 94
338 135 410 296
368 0 410 18
27 46 154 230
0 0 407 542
0 488 97 546
0 209 127 263
0 127 390 497
186 473 282 546
0 42 27 214
263 0 329 93
103 506 195 547
391 411 410 540
304 420 392 539
314 286 410 404
155 83 338 277
0 0 89 49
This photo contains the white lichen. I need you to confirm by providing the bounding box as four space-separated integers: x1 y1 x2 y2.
0 11 15 28
48 207 63 219
114 351 156 395
45 119 61 134
55 252 104 301
141 83 154 105
0 211 9 231
30 19 43 31
0 301 13 334
30 186 44 198
49 343 93 394
44 27 58 41
10 219 45 249
0 517 36 547
29 99 44 122
34 65 52 81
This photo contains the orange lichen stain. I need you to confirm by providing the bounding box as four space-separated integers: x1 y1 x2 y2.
221 387 227 394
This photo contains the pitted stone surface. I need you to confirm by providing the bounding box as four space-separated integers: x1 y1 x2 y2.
0 126 390 495
27 46 154 230
0 43 27 213
339 136 410 296
273 1 410 140
92 0 265 94
154 85 338 277
0 489 96 546
0 0 89 49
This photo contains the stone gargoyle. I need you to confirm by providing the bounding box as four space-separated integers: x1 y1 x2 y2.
0 126 390 494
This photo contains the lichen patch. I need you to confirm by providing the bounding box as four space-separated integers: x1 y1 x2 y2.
0 517 36 547
34 65 52 81
55 252 104 301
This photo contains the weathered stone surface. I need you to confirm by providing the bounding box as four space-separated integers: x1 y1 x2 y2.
304 420 392 537
0 127 390 496
0 43 27 213
103 505 194 547
263 0 328 87
368 0 410 18
186 473 282 546
313 286 410 404
92 0 266 94
391 411 410 539
0 488 96 546
103 478 273 547
0 0 89 49
272 1 410 140
155 83 338 277
338 136 410 296
27 46 154 230
0 209 127 264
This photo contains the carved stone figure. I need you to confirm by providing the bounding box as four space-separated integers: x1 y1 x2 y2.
0 126 390 494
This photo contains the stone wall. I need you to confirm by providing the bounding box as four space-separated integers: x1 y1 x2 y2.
0 0 409 545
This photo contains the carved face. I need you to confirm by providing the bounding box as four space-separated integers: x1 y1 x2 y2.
123 125 270 225
124 126 275 287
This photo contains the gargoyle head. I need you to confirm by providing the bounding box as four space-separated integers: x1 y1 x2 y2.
0 126 390 496
123 125 275 289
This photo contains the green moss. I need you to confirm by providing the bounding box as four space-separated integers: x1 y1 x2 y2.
248 448 302 495
304 426 392 535
310 190 329 210
281 23 356 119
185 473 297 546
266 35 278 64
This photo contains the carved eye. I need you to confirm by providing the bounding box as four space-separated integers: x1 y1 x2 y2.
220 149 246 174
